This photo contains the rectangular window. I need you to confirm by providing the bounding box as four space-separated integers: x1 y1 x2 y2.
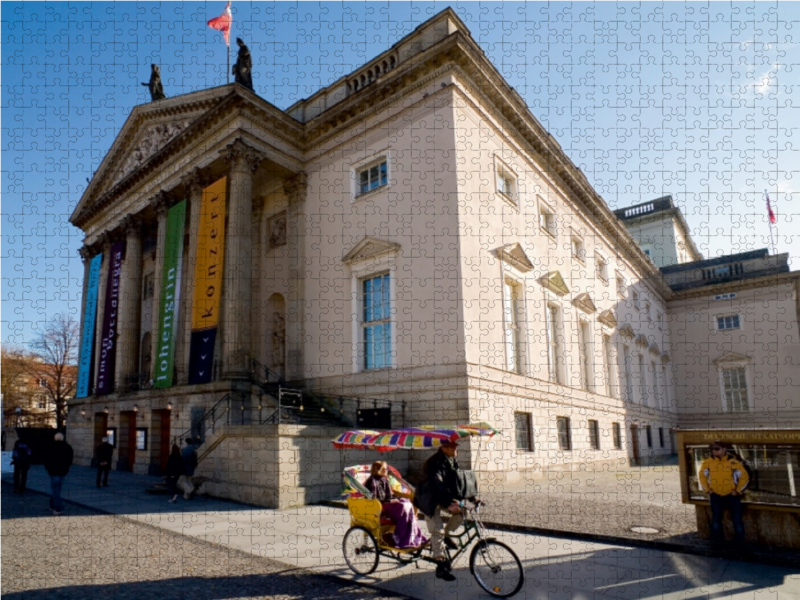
661 364 671 408
658 427 664 448
657 311 664 330
540 205 556 237
645 301 652 321
596 255 608 281
358 160 388 195
514 412 533 451
631 290 640 311
717 315 741 330
496 166 516 203
651 360 660 408
616 273 626 298
363 273 391 369
603 335 616 397
623 345 633 402
588 419 600 450
504 279 523 373
578 320 592 391
612 422 622 449
638 353 648 406
571 235 585 262
556 417 572 451
546 304 562 383
645 425 652 448
722 367 749 412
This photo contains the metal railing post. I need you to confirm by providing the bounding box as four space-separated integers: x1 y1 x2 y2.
278 387 282 425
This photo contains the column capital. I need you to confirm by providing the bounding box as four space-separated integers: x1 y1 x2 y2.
121 214 143 238
181 166 210 197
223 139 264 174
96 230 114 250
78 246 93 263
284 172 308 207
152 190 171 218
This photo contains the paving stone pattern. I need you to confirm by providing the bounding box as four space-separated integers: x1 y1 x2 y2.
0 482 411 600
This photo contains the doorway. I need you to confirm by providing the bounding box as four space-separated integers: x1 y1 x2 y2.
151 409 171 475
92 413 109 468
118 411 137 471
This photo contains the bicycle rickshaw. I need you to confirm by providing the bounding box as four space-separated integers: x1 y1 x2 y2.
332 423 524 598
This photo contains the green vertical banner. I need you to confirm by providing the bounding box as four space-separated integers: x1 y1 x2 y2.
154 200 186 388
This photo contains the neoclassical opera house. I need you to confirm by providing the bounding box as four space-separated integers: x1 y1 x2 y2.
68 8 800 507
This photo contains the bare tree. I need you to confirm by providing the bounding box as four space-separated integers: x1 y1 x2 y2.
27 313 79 429
1 345 38 426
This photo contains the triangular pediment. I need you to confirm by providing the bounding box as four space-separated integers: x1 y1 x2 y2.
635 334 649 347
598 309 618 329
573 293 597 314
713 352 750 365
495 243 534 273
71 85 253 226
648 342 661 355
343 236 401 264
540 271 570 296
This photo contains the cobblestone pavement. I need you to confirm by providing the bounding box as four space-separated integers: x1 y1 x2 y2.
478 462 700 544
0 482 411 600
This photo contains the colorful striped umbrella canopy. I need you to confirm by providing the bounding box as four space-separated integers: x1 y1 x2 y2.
332 422 499 452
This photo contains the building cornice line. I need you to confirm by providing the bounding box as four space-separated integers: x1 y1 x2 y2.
668 270 800 302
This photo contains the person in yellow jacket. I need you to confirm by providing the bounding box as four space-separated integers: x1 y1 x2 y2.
698 441 749 542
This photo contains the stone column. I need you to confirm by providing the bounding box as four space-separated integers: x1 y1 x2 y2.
77 246 93 373
284 172 308 381
92 234 112 391
115 215 143 392
149 192 171 385
221 139 263 378
177 168 206 385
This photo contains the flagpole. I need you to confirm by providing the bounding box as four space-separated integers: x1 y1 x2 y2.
765 189 776 255
228 43 231 84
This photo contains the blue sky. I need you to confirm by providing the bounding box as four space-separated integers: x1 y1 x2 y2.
3 1 799 347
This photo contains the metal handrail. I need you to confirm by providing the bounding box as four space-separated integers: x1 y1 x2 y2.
169 392 241 449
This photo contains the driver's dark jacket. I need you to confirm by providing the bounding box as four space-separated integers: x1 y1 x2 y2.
414 450 459 517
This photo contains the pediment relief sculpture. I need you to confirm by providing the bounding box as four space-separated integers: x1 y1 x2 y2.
712 352 750 365
343 236 401 265
495 243 534 273
597 309 618 329
113 119 191 187
539 271 570 296
573 292 597 314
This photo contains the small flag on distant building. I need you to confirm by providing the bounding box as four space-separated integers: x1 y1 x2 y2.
208 1 232 45
765 189 777 224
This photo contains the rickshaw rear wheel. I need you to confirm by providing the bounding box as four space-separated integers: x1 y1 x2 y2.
343 526 380 575
469 539 524 598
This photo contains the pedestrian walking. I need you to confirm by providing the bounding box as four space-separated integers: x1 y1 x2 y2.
12 439 32 494
95 436 114 488
165 444 183 503
699 440 750 543
179 437 199 500
44 432 74 515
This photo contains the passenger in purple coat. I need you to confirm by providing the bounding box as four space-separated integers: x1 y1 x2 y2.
364 461 428 549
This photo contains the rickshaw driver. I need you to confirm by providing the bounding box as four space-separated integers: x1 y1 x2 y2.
415 440 474 582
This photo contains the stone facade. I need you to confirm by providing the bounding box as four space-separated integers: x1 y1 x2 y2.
67 8 799 505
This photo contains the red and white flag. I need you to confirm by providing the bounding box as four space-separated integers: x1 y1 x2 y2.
207 1 232 46
765 190 777 224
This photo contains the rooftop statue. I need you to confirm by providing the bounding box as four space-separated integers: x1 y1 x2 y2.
232 38 254 91
142 64 166 102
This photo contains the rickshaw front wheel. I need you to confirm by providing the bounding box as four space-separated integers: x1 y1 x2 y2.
343 526 380 575
469 539 524 598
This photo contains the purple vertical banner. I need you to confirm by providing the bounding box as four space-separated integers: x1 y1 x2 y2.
95 240 125 395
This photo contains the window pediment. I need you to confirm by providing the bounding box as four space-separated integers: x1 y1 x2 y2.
648 342 661 355
598 309 618 329
540 271 570 296
573 293 597 314
618 323 635 339
343 236 400 265
713 352 750 366
634 334 649 348
495 243 534 273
